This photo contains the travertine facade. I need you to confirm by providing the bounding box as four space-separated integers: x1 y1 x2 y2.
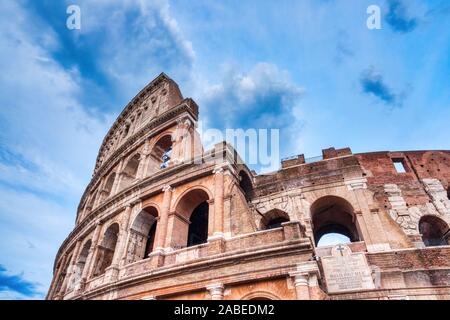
47 74 450 300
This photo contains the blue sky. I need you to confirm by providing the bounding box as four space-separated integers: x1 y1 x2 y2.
0 0 449 299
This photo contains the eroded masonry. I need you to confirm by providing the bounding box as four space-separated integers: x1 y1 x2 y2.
47 73 450 300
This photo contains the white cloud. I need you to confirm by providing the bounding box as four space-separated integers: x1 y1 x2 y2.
71 0 195 98
0 1 111 298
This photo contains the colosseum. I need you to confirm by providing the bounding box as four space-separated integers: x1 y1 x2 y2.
47 73 450 300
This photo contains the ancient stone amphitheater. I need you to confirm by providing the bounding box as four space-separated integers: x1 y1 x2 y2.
47 73 450 300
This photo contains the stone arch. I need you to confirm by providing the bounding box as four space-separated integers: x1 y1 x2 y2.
241 291 281 300
86 189 98 211
53 254 72 296
147 133 173 175
310 195 361 246
126 206 159 263
238 170 254 201
419 215 450 247
260 209 290 230
69 239 92 290
92 223 119 277
171 188 212 249
119 153 141 190
102 172 116 198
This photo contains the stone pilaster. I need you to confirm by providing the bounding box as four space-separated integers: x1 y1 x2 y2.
207 283 225 300
289 261 321 300
155 185 173 251
291 273 310 300
79 221 102 290
211 167 224 239
112 205 133 268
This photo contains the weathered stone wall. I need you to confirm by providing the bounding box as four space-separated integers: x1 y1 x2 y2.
47 75 450 301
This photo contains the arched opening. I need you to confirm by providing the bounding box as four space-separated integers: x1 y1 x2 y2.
126 206 159 264
69 240 91 290
311 196 360 247
260 209 290 230
119 154 141 190
419 215 449 247
173 189 210 249
123 123 131 137
447 188 450 201
103 172 116 198
53 255 72 296
187 202 209 246
93 224 119 277
241 291 280 300
148 135 173 175
239 171 254 201
86 189 98 211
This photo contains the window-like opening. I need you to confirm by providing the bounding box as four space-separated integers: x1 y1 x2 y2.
161 147 172 169
419 215 449 247
311 196 360 247
126 207 158 263
317 233 351 247
119 154 140 190
103 172 116 198
187 202 209 247
266 217 290 229
144 222 157 258
54 255 72 296
260 209 290 230
123 123 130 137
93 224 119 277
148 135 173 175
239 171 254 201
86 189 98 210
393 158 407 173
172 189 210 249
69 240 91 291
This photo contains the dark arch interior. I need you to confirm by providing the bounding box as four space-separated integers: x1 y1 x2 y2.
266 217 290 229
187 202 209 247
447 188 450 200
311 196 360 247
144 221 157 257
239 171 254 201
127 207 158 262
419 215 449 247
261 209 290 230
93 224 119 277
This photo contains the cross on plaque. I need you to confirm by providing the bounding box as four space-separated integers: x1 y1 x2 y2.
336 244 346 256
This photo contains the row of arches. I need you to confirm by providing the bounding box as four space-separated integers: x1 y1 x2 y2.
54 191 450 298
310 196 450 247
261 196 450 248
82 135 174 219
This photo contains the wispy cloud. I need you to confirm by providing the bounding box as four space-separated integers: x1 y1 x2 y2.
201 63 304 129
0 0 198 299
385 0 418 33
0 265 41 299
198 62 305 172
359 68 403 107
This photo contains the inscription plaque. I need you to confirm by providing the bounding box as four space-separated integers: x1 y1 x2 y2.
322 245 375 293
